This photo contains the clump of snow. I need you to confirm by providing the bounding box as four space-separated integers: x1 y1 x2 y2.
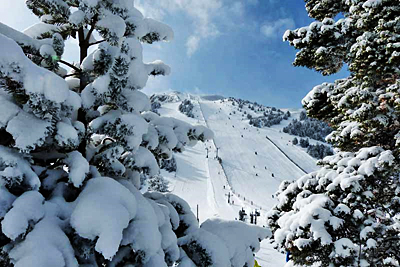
0 22 44 53
0 92 20 128
333 238 356 258
178 228 231 267
71 177 137 260
6 112 52 152
55 121 80 148
0 146 41 189
121 89 151 112
119 180 163 264
92 75 111 95
201 218 271 266
64 151 89 187
2 191 45 240
39 44 56 58
0 34 69 103
0 187 16 217
69 10 86 26
9 215 79 267
23 22 59 39
89 110 149 151
97 13 127 39
127 59 150 89
146 60 171 76
143 18 174 42
122 147 159 176
144 192 181 231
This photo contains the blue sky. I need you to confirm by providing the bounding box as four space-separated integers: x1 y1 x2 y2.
1 0 347 108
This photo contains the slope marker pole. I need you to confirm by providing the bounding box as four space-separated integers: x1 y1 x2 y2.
197 204 199 222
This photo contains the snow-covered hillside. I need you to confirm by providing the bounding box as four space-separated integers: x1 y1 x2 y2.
153 92 321 266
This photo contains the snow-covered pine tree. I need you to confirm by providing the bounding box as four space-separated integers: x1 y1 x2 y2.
0 1 269 266
147 173 169 193
268 1 400 266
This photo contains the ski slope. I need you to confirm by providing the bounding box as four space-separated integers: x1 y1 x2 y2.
158 96 320 266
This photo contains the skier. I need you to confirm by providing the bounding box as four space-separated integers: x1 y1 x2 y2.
239 209 244 221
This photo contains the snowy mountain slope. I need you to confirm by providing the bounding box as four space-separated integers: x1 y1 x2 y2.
199 101 310 209
155 93 321 266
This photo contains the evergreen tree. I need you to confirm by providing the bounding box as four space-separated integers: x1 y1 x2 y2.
178 99 195 118
292 137 298 146
160 156 177 173
268 1 400 266
299 110 307 121
299 138 310 148
0 1 268 266
147 173 169 193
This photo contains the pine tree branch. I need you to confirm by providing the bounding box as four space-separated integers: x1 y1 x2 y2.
62 73 79 78
85 14 98 44
102 137 115 144
65 1 79 8
88 39 106 47
59 60 81 73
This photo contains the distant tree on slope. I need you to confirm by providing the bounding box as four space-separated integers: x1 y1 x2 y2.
147 173 169 192
268 1 400 266
0 1 268 266
179 99 195 118
292 137 298 145
283 117 332 142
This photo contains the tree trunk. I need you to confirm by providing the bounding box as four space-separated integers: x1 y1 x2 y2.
77 27 89 156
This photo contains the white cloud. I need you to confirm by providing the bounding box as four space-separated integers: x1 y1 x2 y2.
186 36 200 57
135 0 247 57
260 18 295 39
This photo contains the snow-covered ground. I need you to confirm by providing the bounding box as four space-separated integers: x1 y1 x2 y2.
157 96 320 266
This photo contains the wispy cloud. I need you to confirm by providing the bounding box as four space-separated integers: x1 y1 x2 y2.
260 18 295 39
186 36 201 57
135 0 249 57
